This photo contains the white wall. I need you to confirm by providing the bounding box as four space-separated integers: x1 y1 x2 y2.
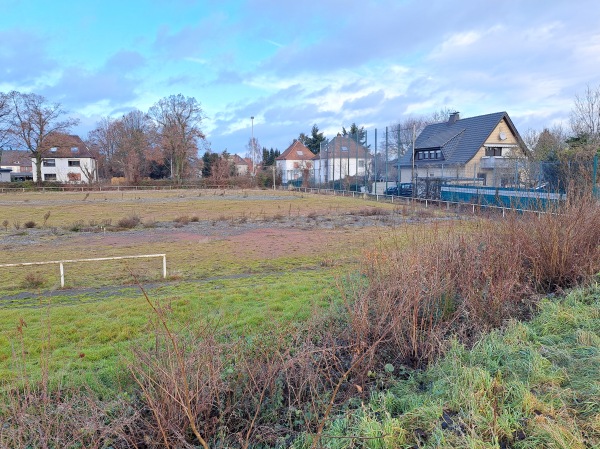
313 157 368 183
32 157 97 183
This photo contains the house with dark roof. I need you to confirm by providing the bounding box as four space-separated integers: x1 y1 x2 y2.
31 134 97 183
398 111 526 187
312 135 371 184
1 150 34 181
276 140 316 184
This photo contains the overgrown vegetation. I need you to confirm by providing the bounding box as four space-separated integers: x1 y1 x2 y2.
1 194 599 447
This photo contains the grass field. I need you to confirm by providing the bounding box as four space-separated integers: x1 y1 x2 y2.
0 188 450 389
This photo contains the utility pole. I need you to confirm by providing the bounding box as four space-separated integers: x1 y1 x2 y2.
250 116 255 176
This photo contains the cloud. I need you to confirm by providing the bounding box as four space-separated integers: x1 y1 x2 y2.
0 29 57 85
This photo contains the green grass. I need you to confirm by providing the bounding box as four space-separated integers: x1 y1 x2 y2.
304 284 600 448
0 269 340 390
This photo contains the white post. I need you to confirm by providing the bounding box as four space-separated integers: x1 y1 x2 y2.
59 262 64 288
162 255 167 279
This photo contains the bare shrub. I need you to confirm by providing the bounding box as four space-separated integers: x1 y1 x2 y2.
13 220 20 230
174 215 190 225
117 214 141 229
508 194 600 292
23 220 36 228
190 215 200 222
21 272 46 289
67 220 84 232
354 207 389 216
43 211 51 227
2 219 8 231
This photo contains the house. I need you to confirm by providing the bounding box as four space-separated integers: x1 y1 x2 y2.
398 111 526 188
276 141 316 184
0 150 33 181
312 134 371 184
0 168 11 183
31 134 97 183
230 154 250 175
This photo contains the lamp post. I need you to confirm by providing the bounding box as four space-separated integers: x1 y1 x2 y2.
250 116 255 176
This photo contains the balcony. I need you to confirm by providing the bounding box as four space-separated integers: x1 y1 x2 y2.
480 156 511 170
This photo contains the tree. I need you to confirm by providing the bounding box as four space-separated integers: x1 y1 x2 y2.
148 94 205 183
117 110 154 184
570 84 600 146
6 91 78 184
342 123 369 148
246 137 261 175
303 124 326 154
0 92 11 156
88 117 124 179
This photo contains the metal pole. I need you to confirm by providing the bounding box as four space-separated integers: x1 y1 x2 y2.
355 132 358 192
250 116 255 176
374 129 378 194
385 126 389 191
411 124 416 197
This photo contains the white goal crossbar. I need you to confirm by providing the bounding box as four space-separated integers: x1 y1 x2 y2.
0 254 167 288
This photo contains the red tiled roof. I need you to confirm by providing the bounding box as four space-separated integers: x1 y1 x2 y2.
42 134 95 158
276 140 315 161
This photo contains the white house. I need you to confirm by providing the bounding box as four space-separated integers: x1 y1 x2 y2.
275 141 316 184
32 134 97 183
312 134 371 184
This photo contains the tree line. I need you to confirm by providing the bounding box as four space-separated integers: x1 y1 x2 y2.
0 91 206 184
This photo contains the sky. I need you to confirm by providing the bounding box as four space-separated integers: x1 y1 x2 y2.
2 0 600 155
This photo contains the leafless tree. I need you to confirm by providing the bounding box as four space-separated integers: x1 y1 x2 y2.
88 117 123 179
148 94 205 183
5 91 78 183
246 137 261 175
0 92 11 158
116 110 155 184
570 83 600 144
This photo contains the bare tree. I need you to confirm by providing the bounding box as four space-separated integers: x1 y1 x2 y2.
116 110 154 184
246 137 261 175
0 92 11 158
6 91 78 184
88 117 124 179
148 94 205 183
570 83 600 144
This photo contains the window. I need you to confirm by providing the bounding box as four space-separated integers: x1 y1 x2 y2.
341 146 348 152
297 150 303 156
44 173 57 181
436 150 442 159
43 159 56 167
429 151 435 159
50 147 57 153
485 147 503 157
358 160 365 168
424 152 429 159
71 147 79 153
417 152 423 160
68 160 80 167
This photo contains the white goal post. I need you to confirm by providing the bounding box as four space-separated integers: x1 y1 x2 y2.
0 254 167 288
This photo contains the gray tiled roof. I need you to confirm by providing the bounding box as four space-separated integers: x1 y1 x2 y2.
399 111 521 167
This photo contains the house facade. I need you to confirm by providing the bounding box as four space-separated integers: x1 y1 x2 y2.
398 112 526 188
312 135 371 184
31 134 97 183
276 141 316 184
0 150 33 181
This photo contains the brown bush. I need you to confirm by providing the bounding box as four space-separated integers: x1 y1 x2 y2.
21 272 47 289
117 214 141 229
23 220 36 228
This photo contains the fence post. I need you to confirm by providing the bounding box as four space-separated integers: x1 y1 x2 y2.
59 262 65 288
162 255 167 278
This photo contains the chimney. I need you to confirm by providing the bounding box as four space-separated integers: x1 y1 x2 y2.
448 111 460 124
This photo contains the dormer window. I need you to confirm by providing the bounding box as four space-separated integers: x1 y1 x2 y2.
71 147 78 153
341 146 348 152
50 147 57 153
